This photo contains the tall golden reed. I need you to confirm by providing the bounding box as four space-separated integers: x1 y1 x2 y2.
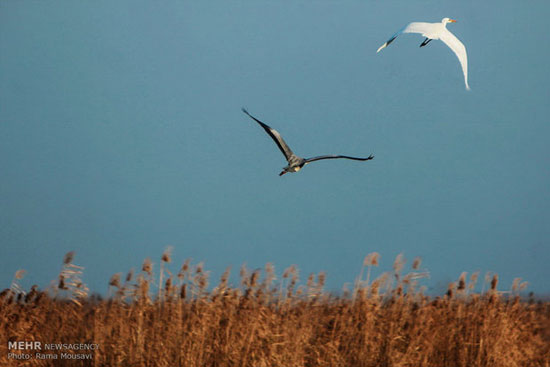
1 252 549 367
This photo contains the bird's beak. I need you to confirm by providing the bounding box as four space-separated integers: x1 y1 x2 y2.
449 19 457 23
279 171 287 176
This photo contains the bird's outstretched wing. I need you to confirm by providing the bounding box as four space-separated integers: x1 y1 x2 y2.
402 22 436 35
241 108 295 161
376 22 433 52
439 29 470 90
305 154 374 164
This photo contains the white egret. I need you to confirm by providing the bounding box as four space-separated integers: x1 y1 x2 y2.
377 18 470 90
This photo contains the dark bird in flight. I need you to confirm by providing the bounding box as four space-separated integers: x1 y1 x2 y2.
242 108 374 176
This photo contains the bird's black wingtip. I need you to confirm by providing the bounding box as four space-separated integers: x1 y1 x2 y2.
241 107 249 115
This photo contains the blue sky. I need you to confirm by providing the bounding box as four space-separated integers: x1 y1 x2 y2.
1 0 549 294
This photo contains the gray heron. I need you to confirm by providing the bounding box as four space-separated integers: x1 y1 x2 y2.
242 108 374 176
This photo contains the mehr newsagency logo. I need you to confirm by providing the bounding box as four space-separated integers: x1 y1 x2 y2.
7 340 99 360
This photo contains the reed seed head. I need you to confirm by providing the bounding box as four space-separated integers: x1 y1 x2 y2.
364 252 380 266
63 251 75 265
250 270 260 288
126 269 134 283
198 274 208 291
179 259 190 280
109 273 121 288
317 272 326 288
264 263 275 286
283 265 296 279
161 246 173 263
446 282 455 298
490 274 498 291
307 273 315 288
265 262 274 275
393 253 405 274
512 277 521 293
469 271 479 290
484 271 492 285
58 275 67 290
14 269 26 280
220 267 230 286
458 272 467 291
142 258 153 276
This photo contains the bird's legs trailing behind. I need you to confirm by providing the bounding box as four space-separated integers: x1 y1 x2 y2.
420 38 432 47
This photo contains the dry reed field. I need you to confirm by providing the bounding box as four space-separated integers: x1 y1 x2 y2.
1 250 549 367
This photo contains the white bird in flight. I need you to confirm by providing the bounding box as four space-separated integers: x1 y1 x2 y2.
377 18 470 90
